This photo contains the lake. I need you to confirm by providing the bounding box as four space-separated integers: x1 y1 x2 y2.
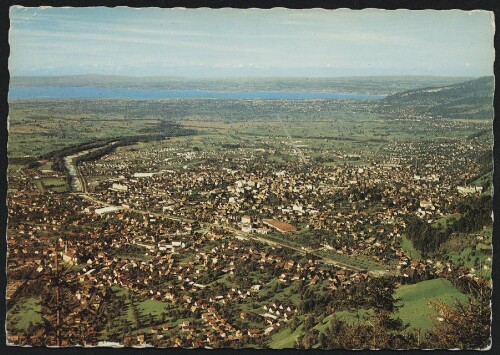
8 86 386 100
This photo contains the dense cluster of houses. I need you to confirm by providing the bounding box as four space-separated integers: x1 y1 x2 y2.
6 118 491 346
75 133 488 268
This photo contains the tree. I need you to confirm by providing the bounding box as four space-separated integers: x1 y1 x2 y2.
294 333 305 349
289 316 300 332
365 277 401 314
427 280 491 349
302 329 319 349
303 315 315 331
318 331 327 348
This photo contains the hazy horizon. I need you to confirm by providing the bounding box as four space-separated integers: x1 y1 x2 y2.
9 7 494 78
10 73 481 79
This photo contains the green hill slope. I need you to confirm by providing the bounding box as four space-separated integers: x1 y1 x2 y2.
395 278 468 332
383 76 494 119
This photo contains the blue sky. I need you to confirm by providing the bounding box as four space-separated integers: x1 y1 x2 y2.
9 7 495 77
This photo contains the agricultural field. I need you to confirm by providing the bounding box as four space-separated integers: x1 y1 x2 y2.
8 101 158 159
8 96 491 163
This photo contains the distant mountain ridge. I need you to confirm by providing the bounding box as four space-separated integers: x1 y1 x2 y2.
10 74 473 95
383 76 494 119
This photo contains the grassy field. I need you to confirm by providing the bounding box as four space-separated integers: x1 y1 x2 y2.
447 247 491 278
472 171 492 188
268 318 304 348
313 309 374 333
268 309 373 348
7 297 42 331
137 299 169 320
107 286 181 339
257 230 387 272
400 235 422 259
395 278 468 332
7 163 24 177
437 226 492 278
8 102 159 159
110 286 135 323
315 249 387 271
432 213 461 228
9 97 490 163
41 177 68 192
268 277 468 348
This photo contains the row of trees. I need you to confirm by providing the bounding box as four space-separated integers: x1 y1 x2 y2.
39 122 196 173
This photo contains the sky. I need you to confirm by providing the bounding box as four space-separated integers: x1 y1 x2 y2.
9 7 495 78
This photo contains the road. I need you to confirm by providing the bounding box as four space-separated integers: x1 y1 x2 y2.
64 141 119 193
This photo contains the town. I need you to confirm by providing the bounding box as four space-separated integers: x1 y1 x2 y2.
6 101 492 347
5 5 495 349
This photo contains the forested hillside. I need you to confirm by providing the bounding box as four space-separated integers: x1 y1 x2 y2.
383 76 494 119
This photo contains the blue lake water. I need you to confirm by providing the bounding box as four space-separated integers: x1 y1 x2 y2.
9 86 386 100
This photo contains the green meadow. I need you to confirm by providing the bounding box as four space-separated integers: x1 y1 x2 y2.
395 278 468 332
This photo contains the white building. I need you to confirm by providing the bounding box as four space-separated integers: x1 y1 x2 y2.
95 206 120 215
111 183 128 192
133 172 154 178
457 186 483 195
